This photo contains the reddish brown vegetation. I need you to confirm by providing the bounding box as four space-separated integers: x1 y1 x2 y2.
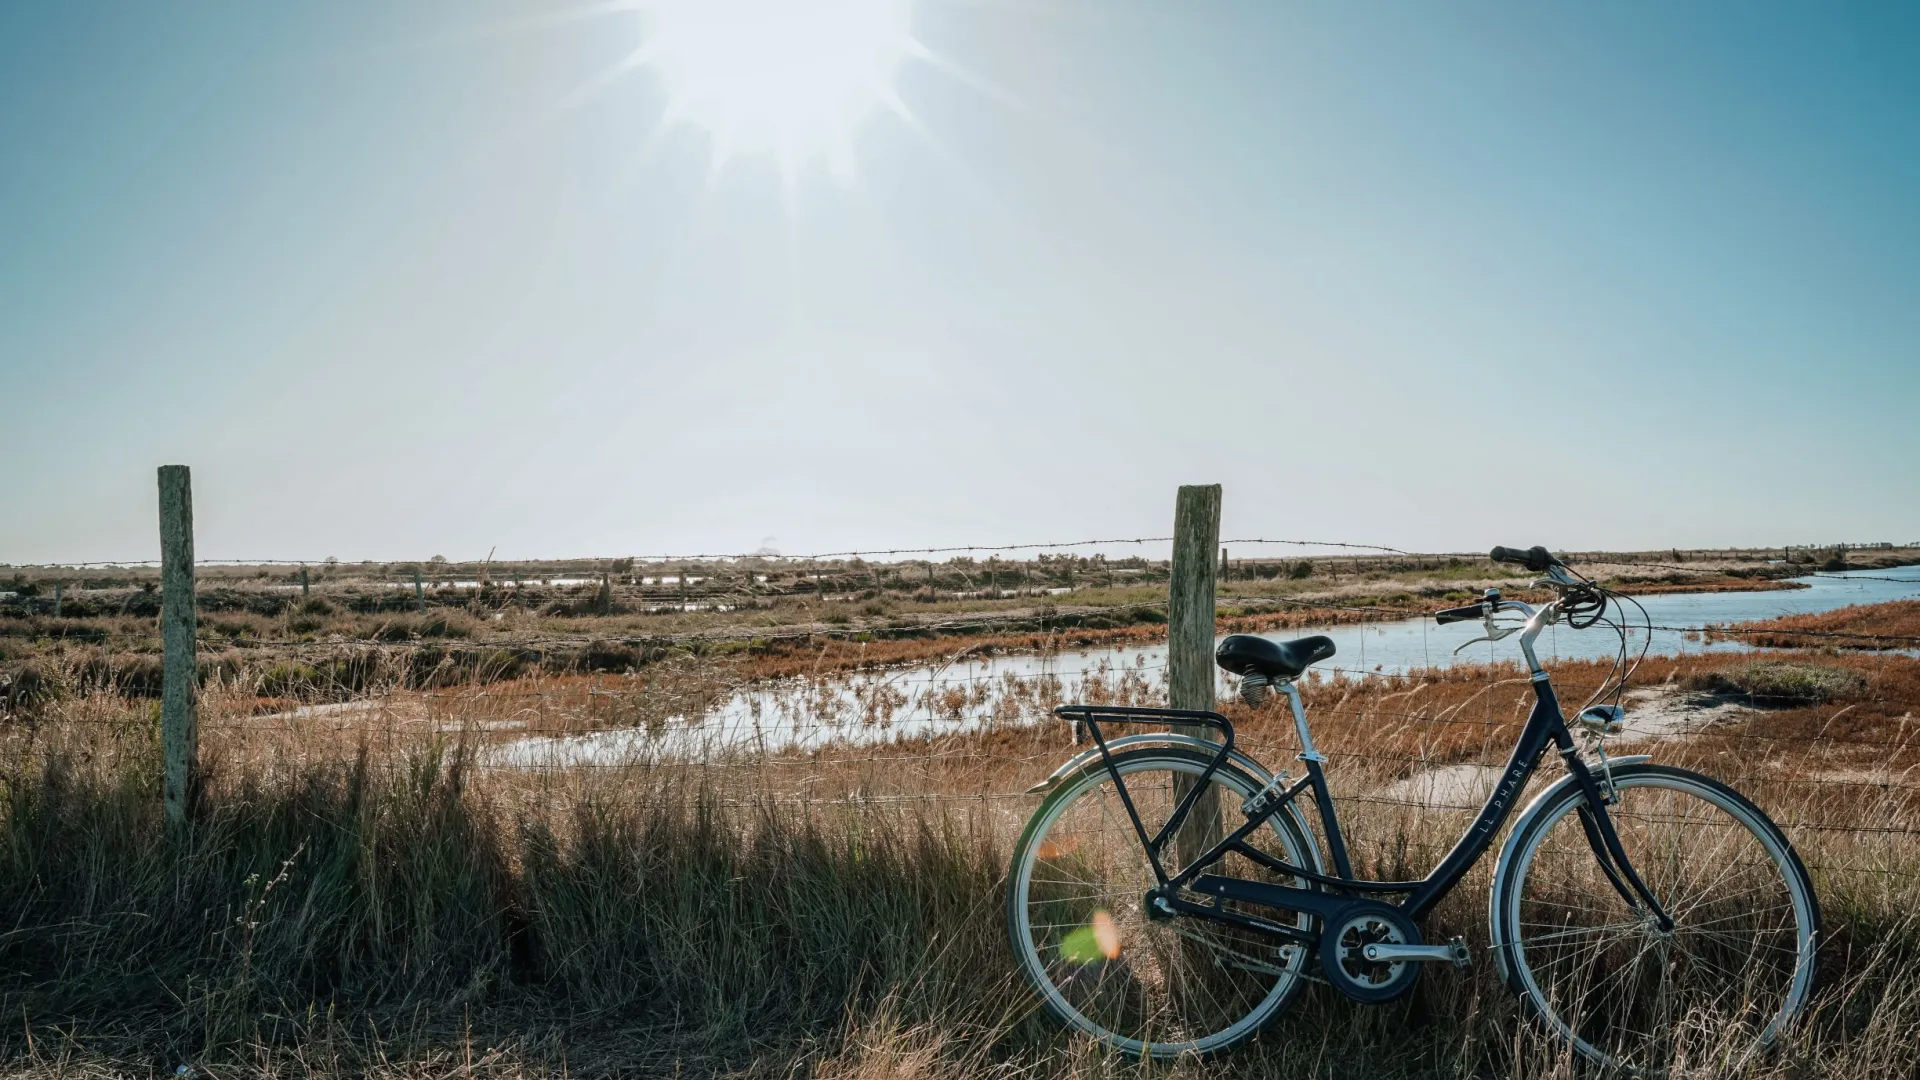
1715 599 1920 650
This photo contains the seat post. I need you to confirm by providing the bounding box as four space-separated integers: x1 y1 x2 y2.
1278 682 1324 762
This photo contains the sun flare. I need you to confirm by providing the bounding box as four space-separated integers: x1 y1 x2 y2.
632 0 917 179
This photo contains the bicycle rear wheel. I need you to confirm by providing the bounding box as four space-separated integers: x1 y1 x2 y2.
1491 764 1819 1075
1007 747 1318 1059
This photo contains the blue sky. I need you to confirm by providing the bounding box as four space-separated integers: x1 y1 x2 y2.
3 1 1916 563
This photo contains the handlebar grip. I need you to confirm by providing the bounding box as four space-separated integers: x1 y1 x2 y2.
1434 604 1485 625
1489 545 1558 573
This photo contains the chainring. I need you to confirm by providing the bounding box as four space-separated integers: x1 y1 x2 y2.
1318 901 1423 1004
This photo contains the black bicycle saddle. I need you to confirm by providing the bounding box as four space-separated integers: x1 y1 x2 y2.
1215 634 1336 680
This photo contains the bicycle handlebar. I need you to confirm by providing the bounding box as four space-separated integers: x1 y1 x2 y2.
1490 545 1559 573
1436 599 1489 626
1434 604 1485 626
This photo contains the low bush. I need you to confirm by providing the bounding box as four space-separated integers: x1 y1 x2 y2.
1681 661 1867 706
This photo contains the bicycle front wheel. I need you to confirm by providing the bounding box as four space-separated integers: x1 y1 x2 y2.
1491 763 1820 1074
1007 747 1319 1059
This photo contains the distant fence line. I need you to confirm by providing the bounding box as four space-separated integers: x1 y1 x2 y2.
8 568 1920 649
20 535 1909 571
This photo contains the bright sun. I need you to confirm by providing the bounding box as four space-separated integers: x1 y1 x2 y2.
630 0 917 180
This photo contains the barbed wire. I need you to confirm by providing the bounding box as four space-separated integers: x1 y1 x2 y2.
6 535 1425 571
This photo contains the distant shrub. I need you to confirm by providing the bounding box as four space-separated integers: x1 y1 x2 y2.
0 663 54 717
580 640 639 673
1289 561 1314 580
419 614 473 639
259 662 320 698
372 619 419 642
1681 661 1866 706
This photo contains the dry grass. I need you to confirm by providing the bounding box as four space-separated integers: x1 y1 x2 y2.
4 629 1920 1077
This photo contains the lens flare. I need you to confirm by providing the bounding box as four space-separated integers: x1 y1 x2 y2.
1060 909 1123 965
1036 834 1080 860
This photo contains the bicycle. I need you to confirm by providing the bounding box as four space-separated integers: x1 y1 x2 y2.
1006 546 1820 1072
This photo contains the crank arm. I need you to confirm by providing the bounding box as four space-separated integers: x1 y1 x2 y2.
1362 938 1472 967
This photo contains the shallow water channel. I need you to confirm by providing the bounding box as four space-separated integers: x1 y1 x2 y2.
491 568 1919 766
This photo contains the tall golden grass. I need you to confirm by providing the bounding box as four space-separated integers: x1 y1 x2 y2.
3 647 1918 1077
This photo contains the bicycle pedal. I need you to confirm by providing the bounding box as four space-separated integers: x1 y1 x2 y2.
1448 936 1472 968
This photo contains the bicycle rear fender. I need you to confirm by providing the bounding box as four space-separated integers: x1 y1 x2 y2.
1486 755 1652 982
1024 734 1328 876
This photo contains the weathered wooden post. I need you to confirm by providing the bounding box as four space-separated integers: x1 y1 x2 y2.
300 566 310 598
413 568 426 612
52 580 63 618
158 465 198 826
1169 484 1223 861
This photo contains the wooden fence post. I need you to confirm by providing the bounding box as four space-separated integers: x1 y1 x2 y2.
1170 484 1223 860
300 566 310 598
414 568 426 612
53 581 63 618
158 465 198 826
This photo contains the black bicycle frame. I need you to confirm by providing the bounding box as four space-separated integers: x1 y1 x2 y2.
1058 673 1673 946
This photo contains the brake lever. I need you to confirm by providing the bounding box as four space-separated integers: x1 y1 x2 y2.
1452 611 1521 655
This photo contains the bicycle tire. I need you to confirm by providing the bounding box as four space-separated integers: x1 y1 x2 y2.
1006 746 1320 1059
1490 763 1820 1075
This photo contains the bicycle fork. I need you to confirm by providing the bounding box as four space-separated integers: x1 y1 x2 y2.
1559 744 1676 932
